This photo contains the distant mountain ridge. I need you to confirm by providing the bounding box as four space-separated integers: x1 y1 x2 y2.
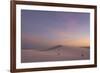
80 46 90 49
43 45 63 51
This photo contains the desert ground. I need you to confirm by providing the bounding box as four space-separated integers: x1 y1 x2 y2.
21 46 90 63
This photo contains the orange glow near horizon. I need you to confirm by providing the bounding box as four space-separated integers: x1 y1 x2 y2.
51 37 90 47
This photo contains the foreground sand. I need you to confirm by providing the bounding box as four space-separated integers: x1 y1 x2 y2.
21 46 90 63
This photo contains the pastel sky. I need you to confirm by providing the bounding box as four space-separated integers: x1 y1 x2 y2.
21 9 90 49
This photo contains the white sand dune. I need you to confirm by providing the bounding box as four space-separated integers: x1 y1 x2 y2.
21 46 90 63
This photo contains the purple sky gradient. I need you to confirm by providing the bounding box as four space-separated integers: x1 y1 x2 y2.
21 10 90 49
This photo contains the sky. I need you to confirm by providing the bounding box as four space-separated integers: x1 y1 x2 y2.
21 9 90 49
